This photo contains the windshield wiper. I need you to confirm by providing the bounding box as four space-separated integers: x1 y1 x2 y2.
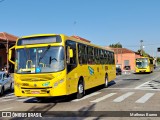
38 45 51 65
49 57 58 65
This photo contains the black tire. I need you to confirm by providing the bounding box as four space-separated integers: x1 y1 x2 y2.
10 83 13 92
76 80 85 99
104 75 108 88
0 87 4 96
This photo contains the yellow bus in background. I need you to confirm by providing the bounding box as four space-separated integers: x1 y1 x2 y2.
135 57 154 73
9 34 116 100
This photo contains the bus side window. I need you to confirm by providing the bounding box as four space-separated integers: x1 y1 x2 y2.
87 46 94 64
66 40 77 73
78 43 87 65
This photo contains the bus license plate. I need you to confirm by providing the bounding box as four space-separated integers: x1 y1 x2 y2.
31 91 40 94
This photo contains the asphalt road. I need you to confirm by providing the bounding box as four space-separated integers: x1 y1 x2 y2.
1 68 160 120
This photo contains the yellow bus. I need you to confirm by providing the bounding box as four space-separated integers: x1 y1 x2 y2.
135 57 154 73
9 34 116 99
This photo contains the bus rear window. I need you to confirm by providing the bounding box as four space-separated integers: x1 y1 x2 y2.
17 36 62 45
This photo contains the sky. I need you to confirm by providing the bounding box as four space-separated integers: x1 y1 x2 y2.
0 0 160 57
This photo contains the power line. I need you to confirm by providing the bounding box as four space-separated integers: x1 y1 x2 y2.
124 43 160 48
144 43 160 46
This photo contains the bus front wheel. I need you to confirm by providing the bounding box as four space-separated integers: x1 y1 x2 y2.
76 80 85 99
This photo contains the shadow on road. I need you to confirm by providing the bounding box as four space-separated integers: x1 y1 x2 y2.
108 81 116 87
10 103 57 120
9 102 110 120
122 79 140 81
22 81 116 104
9 81 117 120
134 72 151 75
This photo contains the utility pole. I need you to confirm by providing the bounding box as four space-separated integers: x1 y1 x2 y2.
140 40 143 56
6 38 9 73
116 47 118 64
116 42 120 65
2 32 9 73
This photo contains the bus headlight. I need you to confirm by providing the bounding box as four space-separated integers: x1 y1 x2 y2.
53 79 64 88
59 79 64 84
53 82 58 88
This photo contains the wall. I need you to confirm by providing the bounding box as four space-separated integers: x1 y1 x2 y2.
0 48 7 70
115 53 138 71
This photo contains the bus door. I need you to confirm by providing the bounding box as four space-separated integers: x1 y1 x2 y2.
66 40 78 94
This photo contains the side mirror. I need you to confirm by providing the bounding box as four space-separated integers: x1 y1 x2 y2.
9 46 15 65
69 49 73 58
67 47 73 64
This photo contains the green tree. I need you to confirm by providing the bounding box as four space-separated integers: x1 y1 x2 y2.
109 43 122 48
157 57 160 64
137 49 151 57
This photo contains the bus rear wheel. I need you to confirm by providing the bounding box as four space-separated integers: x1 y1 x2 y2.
104 75 108 88
76 80 85 99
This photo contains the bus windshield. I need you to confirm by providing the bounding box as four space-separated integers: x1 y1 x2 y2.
136 58 148 68
15 46 64 74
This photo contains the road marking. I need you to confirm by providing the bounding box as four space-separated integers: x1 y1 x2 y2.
106 87 160 91
135 93 155 103
138 87 157 89
149 82 160 85
135 74 160 89
90 93 116 103
0 107 13 111
17 97 34 102
0 97 34 102
106 88 135 90
135 88 160 91
0 93 15 101
113 92 134 102
135 81 160 90
2 95 16 99
135 81 150 89
72 92 101 102
2 98 16 102
6 93 14 96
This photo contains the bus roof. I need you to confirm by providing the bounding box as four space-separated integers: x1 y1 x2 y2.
18 33 114 52
136 57 154 60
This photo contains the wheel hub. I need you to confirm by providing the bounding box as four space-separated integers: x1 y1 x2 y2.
78 84 83 93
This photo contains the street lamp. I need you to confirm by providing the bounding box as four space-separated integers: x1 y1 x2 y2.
140 40 143 56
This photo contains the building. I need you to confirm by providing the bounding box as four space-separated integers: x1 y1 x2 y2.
110 48 141 72
71 35 91 43
0 32 18 72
